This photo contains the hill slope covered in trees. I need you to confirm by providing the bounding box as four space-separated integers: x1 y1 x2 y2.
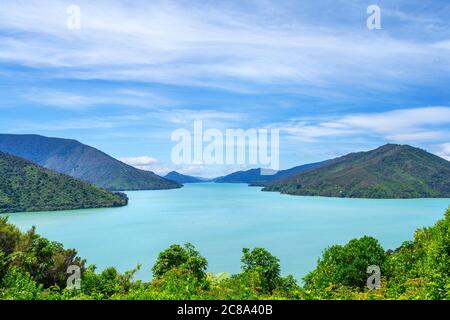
263 144 450 199
0 134 181 191
0 152 128 213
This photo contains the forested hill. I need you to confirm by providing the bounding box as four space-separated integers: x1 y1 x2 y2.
0 134 181 191
263 144 450 199
0 152 128 213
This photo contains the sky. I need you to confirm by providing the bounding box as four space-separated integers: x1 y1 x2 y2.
0 0 449 177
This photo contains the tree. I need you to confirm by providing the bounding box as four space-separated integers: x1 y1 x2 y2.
304 236 386 290
0 217 20 255
81 265 140 299
8 227 85 289
241 247 281 294
421 209 450 299
152 243 207 280
0 250 8 282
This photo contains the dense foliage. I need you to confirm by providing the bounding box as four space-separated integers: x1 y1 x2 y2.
264 144 450 199
0 134 182 191
1 207 450 300
0 152 128 213
152 243 208 281
303 236 386 290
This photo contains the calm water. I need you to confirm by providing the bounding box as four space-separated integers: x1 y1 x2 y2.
2 183 450 281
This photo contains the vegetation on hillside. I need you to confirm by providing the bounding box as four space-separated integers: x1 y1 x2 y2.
0 152 128 214
264 144 450 199
1 207 449 300
0 134 182 191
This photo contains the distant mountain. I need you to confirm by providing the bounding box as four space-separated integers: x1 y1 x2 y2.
0 134 182 191
214 161 327 185
164 171 206 184
0 152 128 213
263 144 450 199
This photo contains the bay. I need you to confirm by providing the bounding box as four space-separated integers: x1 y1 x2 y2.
2 183 449 281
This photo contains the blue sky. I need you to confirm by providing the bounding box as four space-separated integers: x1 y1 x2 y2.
0 0 449 177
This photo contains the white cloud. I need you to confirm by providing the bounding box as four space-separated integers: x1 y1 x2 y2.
118 155 257 178
4 107 245 133
278 106 450 143
436 143 450 161
22 88 174 110
0 0 449 96
119 156 214 176
118 156 159 171
160 110 246 128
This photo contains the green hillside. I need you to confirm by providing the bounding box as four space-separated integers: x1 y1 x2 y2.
263 144 450 199
0 152 128 213
0 134 182 191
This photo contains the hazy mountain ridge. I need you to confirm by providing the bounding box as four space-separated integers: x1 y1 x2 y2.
263 144 450 199
214 161 328 185
0 134 181 191
0 152 128 213
164 171 207 184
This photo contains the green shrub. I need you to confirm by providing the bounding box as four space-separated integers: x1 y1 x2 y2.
152 243 207 281
0 267 43 300
241 247 281 294
304 236 386 290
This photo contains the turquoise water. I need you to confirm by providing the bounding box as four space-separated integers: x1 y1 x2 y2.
2 183 450 281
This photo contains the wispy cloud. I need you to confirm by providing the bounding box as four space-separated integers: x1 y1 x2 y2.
119 155 252 178
21 88 175 110
436 143 450 161
159 110 246 129
278 106 450 143
1 0 449 97
3 108 246 133
118 156 159 171
1 1 449 175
